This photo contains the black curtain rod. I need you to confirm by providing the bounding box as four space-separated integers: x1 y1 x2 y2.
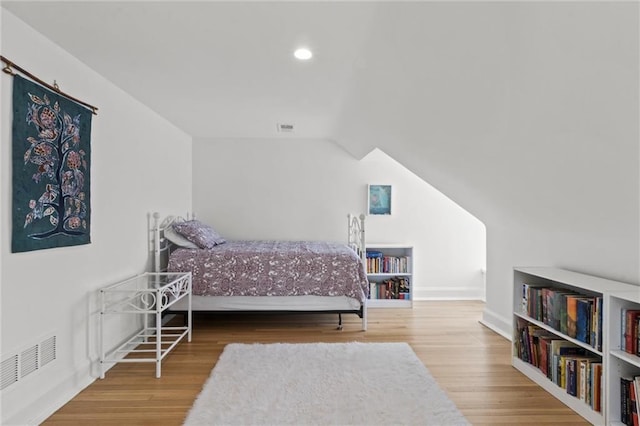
1 55 98 115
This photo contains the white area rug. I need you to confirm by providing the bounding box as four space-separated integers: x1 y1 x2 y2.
184 342 470 426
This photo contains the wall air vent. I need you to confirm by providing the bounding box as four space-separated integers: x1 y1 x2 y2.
0 333 57 390
40 335 57 367
20 345 38 378
1 355 19 390
276 123 295 133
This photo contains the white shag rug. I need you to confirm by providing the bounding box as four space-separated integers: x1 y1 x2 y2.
184 342 470 426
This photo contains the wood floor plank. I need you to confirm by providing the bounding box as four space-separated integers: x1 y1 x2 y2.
42 301 589 425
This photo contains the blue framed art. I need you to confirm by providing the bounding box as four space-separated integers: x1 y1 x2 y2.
368 185 392 215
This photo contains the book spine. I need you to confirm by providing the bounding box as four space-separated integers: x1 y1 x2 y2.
623 309 628 352
631 379 639 426
622 377 632 425
579 360 587 402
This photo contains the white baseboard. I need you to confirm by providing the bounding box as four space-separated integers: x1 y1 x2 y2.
412 286 485 301
479 306 512 340
3 350 126 425
3 363 95 426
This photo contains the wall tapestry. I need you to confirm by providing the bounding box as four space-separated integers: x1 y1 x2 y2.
12 75 92 253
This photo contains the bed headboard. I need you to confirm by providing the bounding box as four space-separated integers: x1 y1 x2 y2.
150 212 195 273
348 214 366 262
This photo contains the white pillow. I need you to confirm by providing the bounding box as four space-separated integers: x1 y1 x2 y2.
164 224 199 249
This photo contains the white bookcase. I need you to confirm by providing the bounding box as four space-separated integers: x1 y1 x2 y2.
606 290 640 426
512 267 636 426
366 244 412 308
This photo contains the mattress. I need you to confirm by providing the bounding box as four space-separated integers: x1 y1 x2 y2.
170 295 362 311
167 240 368 303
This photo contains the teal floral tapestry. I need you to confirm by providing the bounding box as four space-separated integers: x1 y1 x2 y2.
12 75 92 253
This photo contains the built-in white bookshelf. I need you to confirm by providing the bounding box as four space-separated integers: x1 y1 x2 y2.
605 290 640 426
512 267 637 426
366 244 412 308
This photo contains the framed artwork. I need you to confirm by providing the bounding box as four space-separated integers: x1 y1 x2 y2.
368 185 392 215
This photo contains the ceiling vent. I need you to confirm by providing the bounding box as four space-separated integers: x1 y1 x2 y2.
277 123 295 133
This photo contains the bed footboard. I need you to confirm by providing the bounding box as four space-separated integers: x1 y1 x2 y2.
348 213 366 262
348 213 367 331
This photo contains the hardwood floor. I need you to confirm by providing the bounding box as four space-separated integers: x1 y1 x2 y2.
43 301 589 425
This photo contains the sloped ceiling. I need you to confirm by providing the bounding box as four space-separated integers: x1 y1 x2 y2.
0 1 515 151
3 1 639 243
2 1 382 140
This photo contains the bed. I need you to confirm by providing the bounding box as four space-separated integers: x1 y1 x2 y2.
149 213 368 330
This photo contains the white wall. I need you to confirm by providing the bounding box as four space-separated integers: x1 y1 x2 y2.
192 139 486 300
327 2 639 336
0 10 192 425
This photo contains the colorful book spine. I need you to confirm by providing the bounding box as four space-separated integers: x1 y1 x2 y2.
575 298 592 345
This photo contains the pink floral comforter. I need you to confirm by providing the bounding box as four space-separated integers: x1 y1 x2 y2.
167 241 368 302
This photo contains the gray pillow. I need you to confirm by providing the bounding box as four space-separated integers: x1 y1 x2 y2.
164 225 199 249
172 220 226 249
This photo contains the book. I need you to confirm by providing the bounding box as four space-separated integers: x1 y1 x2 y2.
565 358 577 395
529 325 540 367
575 297 593 344
530 328 555 373
521 283 530 314
542 287 550 325
566 295 580 339
559 291 576 336
637 317 640 356
365 250 383 258
537 336 553 378
368 281 377 299
591 296 603 351
578 358 588 402
622 376 634 425
634 376 640 426
625 310 640 354
592 362 603 412
546 288 567 331
398 277 410 293
631 378 639 426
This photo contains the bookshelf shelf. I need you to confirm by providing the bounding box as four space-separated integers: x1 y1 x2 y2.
512 267 636 426
512 357 604 426
366 244 412 308
513 311 604 356
367 273 412 277
610 349 640 369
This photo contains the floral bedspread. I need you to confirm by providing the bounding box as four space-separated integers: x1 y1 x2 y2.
167 241 369 302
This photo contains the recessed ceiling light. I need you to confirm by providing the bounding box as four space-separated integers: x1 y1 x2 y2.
294 48 313 61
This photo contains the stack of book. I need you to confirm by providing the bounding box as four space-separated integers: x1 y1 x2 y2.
620 375 640 426
365 250 410 274
621 308 640 357
369 277 410 300
515 318 602 412
521 284 603 351
366 251 384 274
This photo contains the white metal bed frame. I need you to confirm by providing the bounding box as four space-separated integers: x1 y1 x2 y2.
149 212 368 330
